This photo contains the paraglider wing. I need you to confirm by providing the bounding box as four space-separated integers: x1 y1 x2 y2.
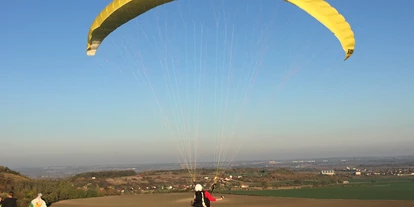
285 0 355 60
86 0 174 56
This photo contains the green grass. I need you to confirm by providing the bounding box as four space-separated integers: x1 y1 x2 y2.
222 178 414 200
349 177 413 183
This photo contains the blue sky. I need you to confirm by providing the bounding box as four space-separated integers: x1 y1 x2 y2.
1 0 413 168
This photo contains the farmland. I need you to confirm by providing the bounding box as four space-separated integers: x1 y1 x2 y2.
222 177 414 200
3 161 414 207
53 176 414 207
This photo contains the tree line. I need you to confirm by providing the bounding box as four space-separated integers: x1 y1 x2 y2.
0 168 132 207
70 170 136 180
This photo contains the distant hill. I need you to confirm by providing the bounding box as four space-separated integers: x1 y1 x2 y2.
0 166 109 207
0 166 30 184
0 166 25 176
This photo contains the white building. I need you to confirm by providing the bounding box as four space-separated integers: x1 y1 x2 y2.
320 170 335 176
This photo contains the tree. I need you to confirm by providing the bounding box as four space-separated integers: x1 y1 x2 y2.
261 181 268 190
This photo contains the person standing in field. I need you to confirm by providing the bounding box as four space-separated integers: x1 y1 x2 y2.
1 191 17 207
191 184 223 207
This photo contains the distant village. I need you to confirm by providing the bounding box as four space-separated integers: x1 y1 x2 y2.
82 174 250 194
322 167 414 176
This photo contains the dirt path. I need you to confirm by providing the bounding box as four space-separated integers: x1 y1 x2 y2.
53 193 414 207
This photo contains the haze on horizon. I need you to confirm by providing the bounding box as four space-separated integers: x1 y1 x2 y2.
1 0 413 169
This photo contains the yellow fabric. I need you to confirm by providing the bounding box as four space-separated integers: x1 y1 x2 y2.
86 0 174 56
86 0 355 60
285 0 355 60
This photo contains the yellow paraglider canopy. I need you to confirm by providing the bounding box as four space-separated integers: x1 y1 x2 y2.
86 0 174 56
285 0 355 60
86 0 355 58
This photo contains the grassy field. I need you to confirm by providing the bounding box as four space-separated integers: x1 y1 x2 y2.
223 177 414 200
